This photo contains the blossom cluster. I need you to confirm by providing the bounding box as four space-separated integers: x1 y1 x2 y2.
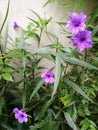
66 12 93 52
13 107 28 123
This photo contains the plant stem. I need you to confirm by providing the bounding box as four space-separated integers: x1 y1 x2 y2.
38 28 43 48
57 88 64 130
84 49 87 62
81 49 87 86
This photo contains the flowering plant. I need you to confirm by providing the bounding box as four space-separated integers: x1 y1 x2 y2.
0 1 98 130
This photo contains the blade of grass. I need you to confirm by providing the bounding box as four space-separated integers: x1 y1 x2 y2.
0 0 10 34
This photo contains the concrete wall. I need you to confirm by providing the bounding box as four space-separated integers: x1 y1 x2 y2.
0 0 98 71
0 0 97 43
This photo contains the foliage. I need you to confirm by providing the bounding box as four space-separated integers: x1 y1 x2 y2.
0 0 98 130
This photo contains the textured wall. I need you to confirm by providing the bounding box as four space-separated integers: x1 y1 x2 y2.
0 0 97 44
0 0 97 71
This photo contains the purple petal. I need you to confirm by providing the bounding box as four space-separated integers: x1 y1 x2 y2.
76 42 85 52
49 77 54 84
69 12 78 20
13 22 19 30
15 113 19 119
80 13 87 22
13 108 19 114
41 70 48 78
44 78 50 83
71 37 79 44
18 117 24 123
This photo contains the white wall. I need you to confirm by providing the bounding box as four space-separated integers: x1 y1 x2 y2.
0 0 97 46
0 0 97 70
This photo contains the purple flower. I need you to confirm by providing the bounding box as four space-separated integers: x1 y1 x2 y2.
66 12 87 34
13 22 19 30
41 70 54 84
13 107 28 123
71 30 93 52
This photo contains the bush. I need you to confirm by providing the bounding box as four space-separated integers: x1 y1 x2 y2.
0 0 98 130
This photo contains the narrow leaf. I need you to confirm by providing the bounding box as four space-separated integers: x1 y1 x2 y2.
21 46 50 55
64 112 77 130
92 25 98 36
61 54 98 70
22 90 26 109
46 32 58 44
64 78 93 102
0 97 4 114
29 10 42 21
30 79 44 100
43 0 56 7
56 22 66 26
52 52 61 98
40 99 54 119
63 2 74 7
27 17 39 26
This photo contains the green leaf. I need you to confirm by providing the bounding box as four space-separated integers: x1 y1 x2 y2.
64 112 77 130
56 22 66 26
64 78 93 102
92 25 98 36
48 117 53 130
92 37 98 42
0 87 5 97
29 9 42 22
30 79 44 100
26 32 40 43
52 52 61 98
2 73 13 81
3 67 13 73
19 31 26 48
22 90 26 109
0 121 13 130
27 17 39 26
21 46 50 55
40 99 54 119
90 56 98 62
0 97 4 114
29 120 48 130
0 74 2 80
63 1 74 7
78 0 88 12
88 8 98 24
61 54 98 70
43 0 56 7
46 32 58 44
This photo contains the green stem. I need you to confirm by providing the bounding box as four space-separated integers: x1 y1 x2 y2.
81 49 87 86
84 49 87 62
38 28 43 48
57 88 64 130
22 50 27 89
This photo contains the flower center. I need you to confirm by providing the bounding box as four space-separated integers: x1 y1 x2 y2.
73 20 80 27
20 114 24 118
46 74 51 78
80 37 85 41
